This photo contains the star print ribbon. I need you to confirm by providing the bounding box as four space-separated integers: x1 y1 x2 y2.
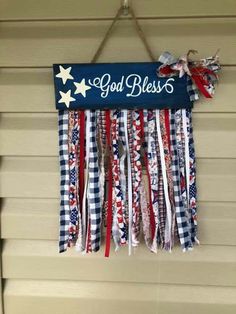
186 109 199 245
68 110 80 246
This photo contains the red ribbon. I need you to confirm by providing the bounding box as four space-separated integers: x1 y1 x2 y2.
190 66 216 99
164 109 171 152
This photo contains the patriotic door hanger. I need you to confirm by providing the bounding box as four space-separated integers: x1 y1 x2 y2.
53 3 220 257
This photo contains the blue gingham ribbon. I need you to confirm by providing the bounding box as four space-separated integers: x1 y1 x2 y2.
58 110 70 253
170 109 193 251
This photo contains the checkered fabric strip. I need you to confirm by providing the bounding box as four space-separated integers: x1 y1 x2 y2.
156 139 165 248
158 51 177 67
157 110 167 248
143 109 149 149
88 110 102 252
187 76 199 101
170 109 193 251
58 110 70 253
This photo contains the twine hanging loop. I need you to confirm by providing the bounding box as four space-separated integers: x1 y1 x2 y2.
91 2 156 63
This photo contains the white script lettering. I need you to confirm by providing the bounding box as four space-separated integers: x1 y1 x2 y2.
88 73 174 98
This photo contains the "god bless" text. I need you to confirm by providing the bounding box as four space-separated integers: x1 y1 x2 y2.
88 74 174 98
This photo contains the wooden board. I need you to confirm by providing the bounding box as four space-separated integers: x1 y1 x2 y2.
0 67 234 113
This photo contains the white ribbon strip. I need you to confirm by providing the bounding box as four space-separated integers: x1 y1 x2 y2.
120 110 127 208
81 110 91 253
155 109 172 251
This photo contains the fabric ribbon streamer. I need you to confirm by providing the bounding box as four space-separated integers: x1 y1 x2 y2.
157 50 220 101
58 52 220 256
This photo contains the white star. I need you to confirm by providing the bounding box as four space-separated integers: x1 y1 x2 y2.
74 79 91 97
56 65 74 84
58 90 75 108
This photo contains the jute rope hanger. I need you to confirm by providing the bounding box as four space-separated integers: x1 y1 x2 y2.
91 0 156 63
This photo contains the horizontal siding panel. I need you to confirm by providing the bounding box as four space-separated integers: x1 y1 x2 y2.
1 199 236 245
193 113 236 158
0 157 236 201
1 199 58 241
2 0 236 20
0 68 54 112
0 113 236 158
0 19 236 66
4 280 236 314
0 113 57 156
2 240 236 287
0 67 234 113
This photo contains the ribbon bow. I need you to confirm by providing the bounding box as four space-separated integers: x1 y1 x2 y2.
157 50 221 99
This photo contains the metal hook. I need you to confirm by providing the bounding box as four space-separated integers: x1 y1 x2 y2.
121 0 130 15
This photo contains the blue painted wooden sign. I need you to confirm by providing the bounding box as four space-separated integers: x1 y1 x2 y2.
53 62 193 110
